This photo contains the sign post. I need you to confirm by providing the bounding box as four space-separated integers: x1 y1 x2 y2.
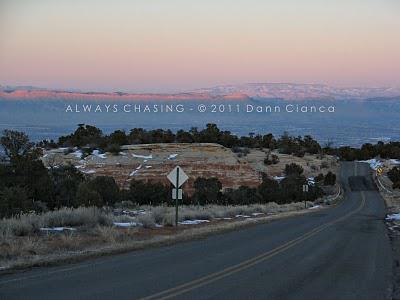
302 184 309 209
167 166 188 227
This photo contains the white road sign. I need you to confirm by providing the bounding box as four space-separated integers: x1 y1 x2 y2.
172 189 183 200
302 184 309 192
167 166 188 188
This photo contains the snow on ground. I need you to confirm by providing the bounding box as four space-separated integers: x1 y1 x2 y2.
309 205 321 210
168 154 178 160
145 166 152 169
74 165 86 169
119 152 127 156
136 164 142 170
129 170 138 176
122 209 146 216
273 176 285 182
179 220 210 225
82 169 96 174
359 159 383 170
92 150 107 159
113 222 138 227
132 154 153 159
390 159 400 165
72 150 83 159
235 214 251 218
387 213 400 221
40 227 76 232
251 212 265 216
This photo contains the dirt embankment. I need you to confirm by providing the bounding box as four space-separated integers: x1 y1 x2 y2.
373 160 400 299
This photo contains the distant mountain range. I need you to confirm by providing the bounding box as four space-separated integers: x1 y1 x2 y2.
193 83 400 100
1 83 400 101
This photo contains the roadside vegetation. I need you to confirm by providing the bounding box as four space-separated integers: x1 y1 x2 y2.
37 123 400 162
0 125 347 269
0 202 317 269
388 167 400 189
0 128 333 217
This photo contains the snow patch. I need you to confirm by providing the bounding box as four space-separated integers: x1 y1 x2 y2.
132 154 152 159
273 176 285 182
390 159 400 165
251 212 265 216
129 170 138 176
386 213 400 221
168 154 178 160
358 159 382 171
40 227 76 232
235 215 251 218
72 150 83 159
82 169 96 174
92 150 107 159
113 222 138 227
179 219 210 225
309 205 321 210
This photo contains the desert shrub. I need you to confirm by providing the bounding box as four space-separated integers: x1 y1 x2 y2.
88 176 120 206
320 161 329 169
42 207 112 227
0 213 42 237
128 180 169 206
388 167 400 189
151 206 168 224
50 164 85 208
0 186 31 217
314 173 324 183
75 182 103 207
264 154 279 165
105 144 121 155
193 177 223 205
114 201 134 209
224 186 260 205
323 171 336 186
137 214 156 228
284 163 304 176
393 181 400 189
232 147 250 157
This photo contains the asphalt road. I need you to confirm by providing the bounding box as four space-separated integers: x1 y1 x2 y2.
0 162 393 300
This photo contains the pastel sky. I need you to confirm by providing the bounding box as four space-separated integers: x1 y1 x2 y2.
0 0 399 92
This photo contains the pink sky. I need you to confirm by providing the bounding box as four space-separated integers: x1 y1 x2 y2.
0 0 399 92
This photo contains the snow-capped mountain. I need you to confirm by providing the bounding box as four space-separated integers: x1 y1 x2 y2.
193 83 400 100
1 83 399 101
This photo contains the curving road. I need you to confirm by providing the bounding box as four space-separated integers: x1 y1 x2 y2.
0 162 393 299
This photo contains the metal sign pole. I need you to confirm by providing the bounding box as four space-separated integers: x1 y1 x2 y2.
175 167 179 227
304 188 307 209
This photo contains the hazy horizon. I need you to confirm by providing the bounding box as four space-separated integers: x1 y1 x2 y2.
1 0 399 93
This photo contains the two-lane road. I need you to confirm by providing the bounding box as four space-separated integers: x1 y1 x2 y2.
0 162 393 299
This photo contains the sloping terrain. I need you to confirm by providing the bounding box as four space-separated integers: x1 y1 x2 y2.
42 143 262 194
42 143 337 195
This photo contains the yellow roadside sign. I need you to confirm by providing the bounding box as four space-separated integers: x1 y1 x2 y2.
377 167 384 175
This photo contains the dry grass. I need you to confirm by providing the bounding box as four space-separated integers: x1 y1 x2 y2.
0 201 322 271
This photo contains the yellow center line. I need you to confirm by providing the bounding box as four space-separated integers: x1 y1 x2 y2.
140 167 366 300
